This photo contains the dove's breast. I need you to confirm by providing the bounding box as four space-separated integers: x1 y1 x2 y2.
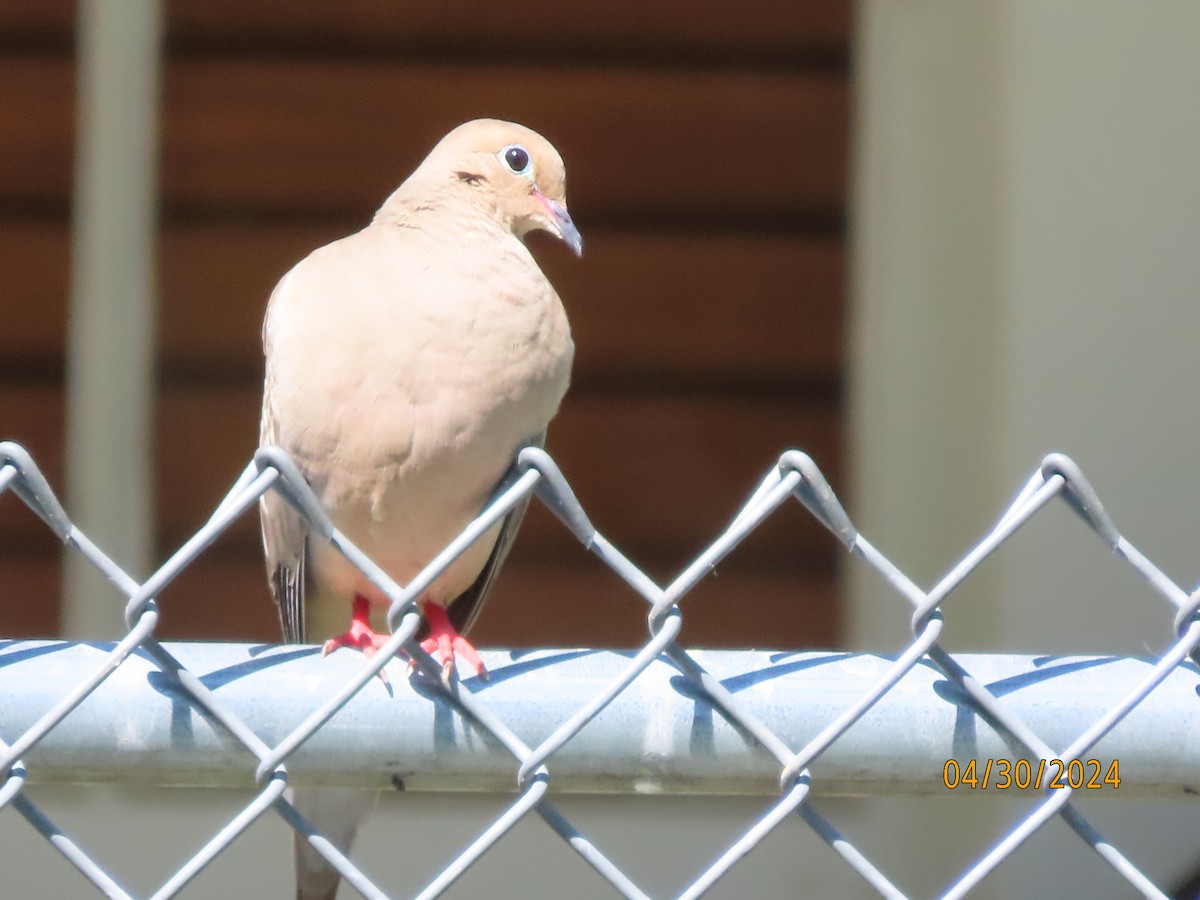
263 222 573 608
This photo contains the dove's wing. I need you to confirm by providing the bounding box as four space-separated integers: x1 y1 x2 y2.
444 431 544 636
259 392 310 642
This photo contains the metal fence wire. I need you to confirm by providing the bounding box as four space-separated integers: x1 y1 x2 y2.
1 439 1198 899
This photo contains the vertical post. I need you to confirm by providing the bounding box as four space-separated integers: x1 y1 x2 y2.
63 0 164 637
846 3 1011 897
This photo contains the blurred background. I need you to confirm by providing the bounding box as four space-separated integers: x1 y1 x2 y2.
0 0 847 651
4 1 1200 897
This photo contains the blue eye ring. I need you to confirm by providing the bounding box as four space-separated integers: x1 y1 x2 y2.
500 144 533 176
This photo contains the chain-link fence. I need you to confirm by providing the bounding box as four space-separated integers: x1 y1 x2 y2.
1 440 1198 898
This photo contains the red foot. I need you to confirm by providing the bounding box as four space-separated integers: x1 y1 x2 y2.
416 602 487 679
321 595 389 658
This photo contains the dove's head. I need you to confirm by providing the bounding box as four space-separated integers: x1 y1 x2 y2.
399 119 583 257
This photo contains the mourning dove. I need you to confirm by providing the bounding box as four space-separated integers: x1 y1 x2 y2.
258 119 579 900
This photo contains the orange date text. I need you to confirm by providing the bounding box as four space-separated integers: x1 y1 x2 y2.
942 758 1120 790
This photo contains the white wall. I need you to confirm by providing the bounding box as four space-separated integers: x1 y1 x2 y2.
0 787 870 898
850 1 1200 895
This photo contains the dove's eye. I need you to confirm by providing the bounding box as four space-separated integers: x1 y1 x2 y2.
500 145 533 176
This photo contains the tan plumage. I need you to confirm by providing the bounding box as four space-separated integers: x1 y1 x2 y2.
258 119 578 900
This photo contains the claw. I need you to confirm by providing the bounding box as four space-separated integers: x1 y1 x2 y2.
413 601 488 679
321 594 391 682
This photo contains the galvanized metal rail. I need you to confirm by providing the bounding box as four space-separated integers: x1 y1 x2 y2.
1 642 1196 799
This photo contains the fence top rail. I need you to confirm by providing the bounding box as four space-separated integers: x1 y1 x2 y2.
1 640 1194 797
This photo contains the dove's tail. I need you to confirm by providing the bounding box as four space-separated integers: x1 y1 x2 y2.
291 786 377 900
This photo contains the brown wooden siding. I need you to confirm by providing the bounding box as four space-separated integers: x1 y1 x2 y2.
0 1 850 649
